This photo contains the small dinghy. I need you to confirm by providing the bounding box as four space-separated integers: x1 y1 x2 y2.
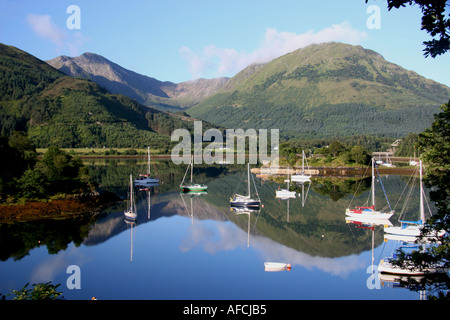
264 262 291 272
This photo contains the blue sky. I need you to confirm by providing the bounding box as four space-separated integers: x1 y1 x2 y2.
1 0 449 86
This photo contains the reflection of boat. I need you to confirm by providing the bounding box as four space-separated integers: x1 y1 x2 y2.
180 156 207 192
230 163 261 208
345 216 392 227
275 169 296 199
135 147 159 186
180 190 207 224
264 262 291 272
384 160 445 238
346 158 394 220
124 218 136 262
140 185 158 220
229 206 260 247
124 174 137 220
291 150 311 183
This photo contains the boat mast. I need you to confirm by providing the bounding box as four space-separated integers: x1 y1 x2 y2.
372 158 376 209
302 150 305 173
419 160 425 225
247 163 251 198
147 146 151 175
191 155 193 184
130 173 134 213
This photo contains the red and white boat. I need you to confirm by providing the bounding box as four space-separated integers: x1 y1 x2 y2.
346 158 394 220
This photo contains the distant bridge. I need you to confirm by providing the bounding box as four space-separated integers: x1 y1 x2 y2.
372 151 393 160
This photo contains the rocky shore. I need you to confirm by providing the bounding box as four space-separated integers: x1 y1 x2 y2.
0 191 120 223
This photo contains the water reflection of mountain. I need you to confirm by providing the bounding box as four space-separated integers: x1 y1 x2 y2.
0 160 431 261
84 162 417 259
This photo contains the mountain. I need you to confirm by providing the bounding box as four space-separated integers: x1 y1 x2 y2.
0 43 204 148
47 53 229 111
187 42 450 139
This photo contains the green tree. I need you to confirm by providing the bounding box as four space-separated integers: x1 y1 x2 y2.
8 282 63 300
16 168 48 199
417 101 450 236
328 140 347 157
392 101 450 299
349 145 370 164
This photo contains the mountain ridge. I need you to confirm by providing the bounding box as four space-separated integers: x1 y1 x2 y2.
47 53 230 111
188 42 450 138
45 42 450 140
0 43 211 148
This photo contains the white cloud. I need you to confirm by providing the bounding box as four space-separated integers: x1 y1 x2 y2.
179 22 368 79
27 14 66 47
180 220 367 278
27 13 89 56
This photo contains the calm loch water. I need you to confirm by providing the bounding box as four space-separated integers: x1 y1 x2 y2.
0 159 425 300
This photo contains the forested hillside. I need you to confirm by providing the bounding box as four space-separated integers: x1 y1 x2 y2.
0 43 210 148
187 42 450 139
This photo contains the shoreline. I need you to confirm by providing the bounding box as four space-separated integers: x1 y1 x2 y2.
0 191 120 223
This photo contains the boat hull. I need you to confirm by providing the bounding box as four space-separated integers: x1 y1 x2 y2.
275 190 296 199
345 208 393 220
135 178 159 186
264 262 291 272
378 259 444 276
384 224 422 237
124 211 137 220
230 200 261 208
291 175 311 182
181 185 208 192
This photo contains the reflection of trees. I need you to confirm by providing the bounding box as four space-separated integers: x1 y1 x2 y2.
0 214 97 261
309 177 371 202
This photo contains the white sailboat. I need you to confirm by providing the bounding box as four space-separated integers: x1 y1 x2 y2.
378 242 447 276
346 158 394 220
291 150 311 183
384 160 445 238
135 146 159 186
180 155 207 192
230 163 261 208
124 174 137 220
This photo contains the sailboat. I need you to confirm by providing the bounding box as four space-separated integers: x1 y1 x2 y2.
346 158 394 220
180 156 207 192
378 242 447 276
384 160 445 238
124 174 137 220
230 163 261 208
291 150 311 182
135 146 159 186
275 169 296 199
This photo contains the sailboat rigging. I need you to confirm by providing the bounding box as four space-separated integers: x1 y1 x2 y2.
346 158 394 220
291 150 311 183
384 160 445 238
230 163 261 208
180 156 208 192
135 146 159 186
124 173 137 220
